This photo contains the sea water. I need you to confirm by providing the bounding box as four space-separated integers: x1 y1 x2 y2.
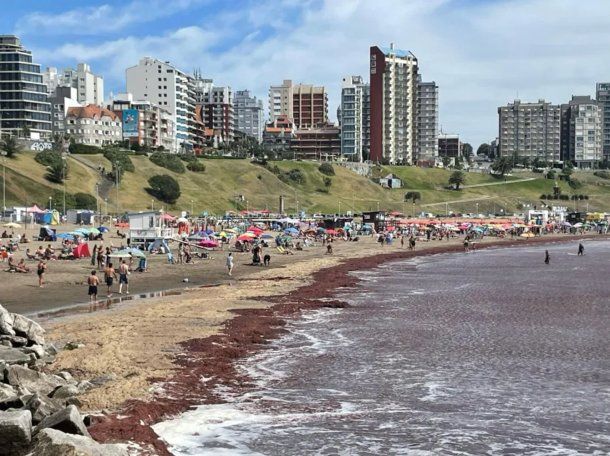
154 240 610 455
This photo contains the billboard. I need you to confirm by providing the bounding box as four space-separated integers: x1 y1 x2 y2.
122 109 139 138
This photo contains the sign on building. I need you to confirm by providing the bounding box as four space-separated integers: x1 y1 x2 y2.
122 109 139 138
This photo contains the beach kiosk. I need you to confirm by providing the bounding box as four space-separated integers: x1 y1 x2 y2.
127 211 176 249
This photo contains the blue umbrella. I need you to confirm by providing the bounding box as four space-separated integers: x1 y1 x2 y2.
284 227 299 234
57 233 74 240
97 226 109 233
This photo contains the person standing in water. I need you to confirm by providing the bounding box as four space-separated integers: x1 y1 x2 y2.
88 270 100 302
577 243 585 256
544 250 550 264
118 260 130 294
104 262 117 297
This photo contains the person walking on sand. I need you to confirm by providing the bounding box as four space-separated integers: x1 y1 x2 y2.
226 252 234 276
36 259 46 288
104 262 117 297
544 250 550 264
400 236 405 248
87 270 100 302
118 260 130 295
409 235 416 250
577 243 584 256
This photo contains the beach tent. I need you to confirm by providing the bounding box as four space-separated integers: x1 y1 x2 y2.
27 205 45 214
51 210 60 225
72 243 91 258
160 213 176 221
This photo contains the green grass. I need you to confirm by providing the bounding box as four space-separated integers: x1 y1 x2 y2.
3 153 610 215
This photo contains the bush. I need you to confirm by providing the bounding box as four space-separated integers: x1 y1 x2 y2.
319 163 335 176
186 160 205 172
568 178 582 189
323 176 332 188
74 193 97 209
46 160 68 184
69 143 103 154
546 170 556 180
149 152 186 174
285 168 305 184
103 149 135 173
2 136 21 158
594 170 610 179
146 174 181 204
35 150 62 166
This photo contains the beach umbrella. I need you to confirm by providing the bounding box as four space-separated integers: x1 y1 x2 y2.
3 222 21 229
88 228 100 236
97 226 109 233
261 234 274 239
127 248 146 258
56 233 74 240
284 227 299 235
199 239 219 248
237 233 256 242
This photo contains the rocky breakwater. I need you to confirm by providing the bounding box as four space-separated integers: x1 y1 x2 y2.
0 304 129 455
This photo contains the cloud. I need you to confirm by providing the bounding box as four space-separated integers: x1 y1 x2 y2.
29 0 610 146
16 0 206 35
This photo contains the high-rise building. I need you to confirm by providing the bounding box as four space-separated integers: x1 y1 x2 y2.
438 134 461 158
291 124 341 160
126 57 195 151
202 85 234 144
416 79 439 163
0 35 51 139
498 99 561 163
340 75 370 162
370 44 419 164
48 86 80 137
292 83 328 129
44 63 104 106
561 96 603 168
234 90 264 142
269 79 293 122
596 83 610 160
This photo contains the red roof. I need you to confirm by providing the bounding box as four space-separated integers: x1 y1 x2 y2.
67 104 119 121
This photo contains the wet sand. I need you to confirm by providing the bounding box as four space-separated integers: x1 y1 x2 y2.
34 232 604 454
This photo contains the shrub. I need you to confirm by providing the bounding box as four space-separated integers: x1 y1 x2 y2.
69 143 103 155
146 174 181 204
323 176 332 188
2 136 21 158
568 178 582 189
103 149 135 173
74 193 97 209
286 168 305 184
46 160 68 184
186 160 205 172
594 170 610 179
35 150 62 166
319 163 335 176
149 152 186 174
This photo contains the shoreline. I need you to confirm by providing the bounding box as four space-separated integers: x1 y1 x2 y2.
77 233 606 455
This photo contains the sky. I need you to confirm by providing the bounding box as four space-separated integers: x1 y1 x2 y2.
3 0 610 147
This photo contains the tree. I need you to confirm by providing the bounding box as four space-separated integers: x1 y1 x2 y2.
546 169 556 180
319 163 335 176
449 170 465 190
561 161 574 181
491 156 513 177
74 193 97 209
442 156 451 168
404 191 421 203
46 159 68 184
323 177 332 188
2 136 20 158
477 143 491 157
147 174 181 204
461 143 473 158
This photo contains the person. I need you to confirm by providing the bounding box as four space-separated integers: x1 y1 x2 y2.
263 254 271 266
91 245 98 266
326 244 333 255
463 237 470 253
226 252 234 276
118 260 130 294
544 250 550 265
16 259 29 273
577 243 584 256
400 236 405 248
37 260 46 287
409 236 416 250
97 247 105 270
104 262 117 297
88 270 100 302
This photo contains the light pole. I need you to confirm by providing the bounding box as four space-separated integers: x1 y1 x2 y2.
95 183 100 223
61 154 67 220
115 161 120 215
104 198 108 217
48 196 52 211
151 199 154 211
1 151 6 214
190 199 194 216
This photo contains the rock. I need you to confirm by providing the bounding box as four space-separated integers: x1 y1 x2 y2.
64 397 82 408
77 380 94 393
0 346 31 365
63 341 84 351
0 409 32 455
10 336 28 347
31 428 128 456
0 383 21 411
49 385 80 400
89 373 116 387
57 371 74 383
23 344 46 359
0 305 15 337
35 405 89 437
6 365 65 396
25 393 62 425
45 344 58 356
11 314 45 346
0 340 10 347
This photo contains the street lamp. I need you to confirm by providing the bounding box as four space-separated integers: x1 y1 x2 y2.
61 154 67 220
48 196 52 211
1 150 6 214
190 199 194 216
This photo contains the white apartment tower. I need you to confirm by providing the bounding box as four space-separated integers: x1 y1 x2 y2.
234 90 264 143
416 78 439 163
268 79 293 122
126 57 194 150
44 63 104 106
370 44 419 164
340 75 370 162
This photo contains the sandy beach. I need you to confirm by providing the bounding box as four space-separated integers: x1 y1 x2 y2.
20 231 602 454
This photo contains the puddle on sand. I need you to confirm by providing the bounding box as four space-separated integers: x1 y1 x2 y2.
31 283 223 323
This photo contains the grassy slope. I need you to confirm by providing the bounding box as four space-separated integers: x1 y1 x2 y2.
3 153 610 214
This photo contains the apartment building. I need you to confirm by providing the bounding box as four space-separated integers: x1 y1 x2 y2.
234 90 263 142
126 57 195 151
48 86 80 137
596 83 610 160
561 96 603 168
291 124 341 160
44 63 104 106
438 134 461 158
202 85 234 144
293 83 328 129
370 44 419 164
340 75 370 162
268 79 293 122
0 35 51 138
416 79 439 163
498 99 561 163
65 104 122 146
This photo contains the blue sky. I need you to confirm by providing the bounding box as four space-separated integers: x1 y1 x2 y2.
5 0 610 147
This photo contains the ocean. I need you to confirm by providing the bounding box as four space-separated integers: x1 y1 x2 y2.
153 240 610 455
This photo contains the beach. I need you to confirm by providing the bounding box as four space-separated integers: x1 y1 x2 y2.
22 231 604 454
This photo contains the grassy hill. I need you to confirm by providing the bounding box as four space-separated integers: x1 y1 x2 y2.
3 152 610 215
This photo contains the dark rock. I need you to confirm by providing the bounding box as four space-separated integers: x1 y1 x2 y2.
31 428 128 456
24 393 62 425
63 341 85 351
10 336 28 347
57 371 74 383
0 409 32 455
34 405 90 437
11 313 45 346
0 305 15 337
0 383 22 411
64 397 82 408
6 365 65 396
89 373 116 387
0 346 31 365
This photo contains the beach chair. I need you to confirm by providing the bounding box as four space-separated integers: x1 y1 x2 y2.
276 246 285 254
